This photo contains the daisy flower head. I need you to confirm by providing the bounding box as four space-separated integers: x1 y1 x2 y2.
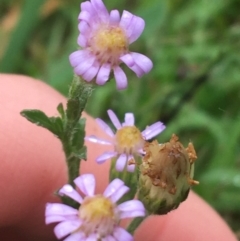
85 109 166 172
45 174 145 241
69 0 153 90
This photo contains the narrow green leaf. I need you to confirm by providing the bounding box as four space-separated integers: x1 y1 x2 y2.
57 103 65 120
20 109 63 138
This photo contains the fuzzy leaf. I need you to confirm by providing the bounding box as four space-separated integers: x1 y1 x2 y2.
21 109 63 138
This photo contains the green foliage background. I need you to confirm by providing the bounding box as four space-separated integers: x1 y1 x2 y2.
1 0 240 236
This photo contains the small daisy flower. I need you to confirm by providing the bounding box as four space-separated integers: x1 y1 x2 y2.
69 0 153 90
85 109 166 172
45 174 145 241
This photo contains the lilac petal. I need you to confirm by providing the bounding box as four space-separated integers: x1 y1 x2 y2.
63 232 85 241
86 233 98 241
85 135 112 145
115 154 127 172
126 162 135 172
124 113 134 126
119 10 133 30
103 178 124 198
74 174 96 196
113 227 133 241
59 184 83 204
118 200 145 219
82 61 100 82
96 63 111 85
78 21 90 35
107 109 122 130
45 203 78 217
110 184 129 203
46 215 77 225
78 10 91 23
77 34 88 48
96 151 118 164
74 55 96 76
69 50 88 68
126 16 145 44
96 118 115 137
81 1 96 16
102 236 116 241
130 52 153 76
109 10 120 25
113 66 128 90
91 0 109 21
142 122 166 140
54 220 82 239
127 63 144 78
120 54 135 68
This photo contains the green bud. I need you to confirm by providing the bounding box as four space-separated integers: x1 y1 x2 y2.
138 134 198 215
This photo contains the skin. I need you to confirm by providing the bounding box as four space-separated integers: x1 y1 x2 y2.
0 74 237 241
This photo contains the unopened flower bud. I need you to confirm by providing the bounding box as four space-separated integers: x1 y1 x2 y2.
138 134 199 215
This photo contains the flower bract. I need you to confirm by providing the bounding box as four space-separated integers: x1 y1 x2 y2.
69 0 153 90
45 174 145 241
85 109 166 172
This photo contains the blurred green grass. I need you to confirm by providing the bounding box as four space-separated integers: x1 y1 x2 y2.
1 0 240 236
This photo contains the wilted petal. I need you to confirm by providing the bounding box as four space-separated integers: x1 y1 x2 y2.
109 10 120 25
74 174 96 196
113 66 128 90
107 109 122 130
96 63 111 85
59 184 83 204
96 151 118 164
54 220 82 239
45 203 78 217
115 154 127 172
96 118 115 137
85 135 112 145
113 227 133 241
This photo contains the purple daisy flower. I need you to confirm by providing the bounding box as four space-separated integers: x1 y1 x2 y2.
69 0 153 90
45 174 145 241
85 109 166 172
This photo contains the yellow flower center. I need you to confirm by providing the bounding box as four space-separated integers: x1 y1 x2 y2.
90 26 128 65
115 126 144 154
79 195 115 222
78 195 117 237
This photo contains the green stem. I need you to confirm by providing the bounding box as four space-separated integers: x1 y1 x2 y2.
60 76 94 206
127 216 148 235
